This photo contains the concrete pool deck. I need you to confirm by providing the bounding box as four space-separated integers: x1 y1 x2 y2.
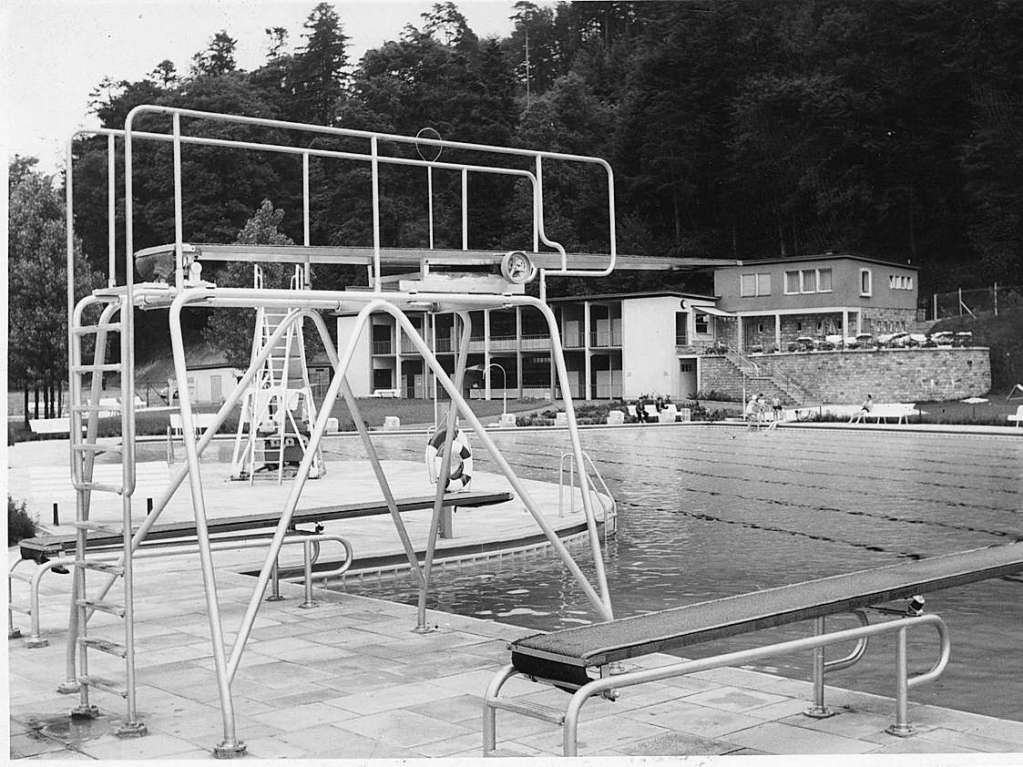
7 429 1023 760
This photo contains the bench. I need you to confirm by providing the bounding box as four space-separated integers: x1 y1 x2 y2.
484 542 1023 756
1008 404 1023 428
848 403 920 424
169 412 220 436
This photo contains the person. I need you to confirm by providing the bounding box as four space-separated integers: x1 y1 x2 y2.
745 393 765 431
767 395 782 430
850 393 873 424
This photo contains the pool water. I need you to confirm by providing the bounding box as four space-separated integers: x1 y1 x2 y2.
327 425 1023 722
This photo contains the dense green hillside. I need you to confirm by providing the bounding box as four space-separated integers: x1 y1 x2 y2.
932 308 1023 394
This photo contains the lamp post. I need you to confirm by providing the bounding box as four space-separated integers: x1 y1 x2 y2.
467 363 508 415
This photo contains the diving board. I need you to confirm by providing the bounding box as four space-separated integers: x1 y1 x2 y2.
19 489 512 563
486 542 1023 756
135 242 692 273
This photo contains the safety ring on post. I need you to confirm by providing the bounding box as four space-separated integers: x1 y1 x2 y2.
501 250 537 284
425 427 473 491
415 127 443 162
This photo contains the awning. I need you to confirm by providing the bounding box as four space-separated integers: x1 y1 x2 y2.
686 304 734 317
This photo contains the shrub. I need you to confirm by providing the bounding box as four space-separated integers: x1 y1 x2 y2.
8 496 36 544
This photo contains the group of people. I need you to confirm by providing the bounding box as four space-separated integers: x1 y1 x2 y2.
634 394 675 423
744 392 783 431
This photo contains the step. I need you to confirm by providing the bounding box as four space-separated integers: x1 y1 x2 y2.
75 560 125 576
78 674 128 698
488 698 566 725
77 599 126 618
79 637 127 658
73 322 123 335
72 480 124 494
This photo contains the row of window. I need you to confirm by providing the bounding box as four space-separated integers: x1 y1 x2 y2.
740 268 835 297
740 267 912 298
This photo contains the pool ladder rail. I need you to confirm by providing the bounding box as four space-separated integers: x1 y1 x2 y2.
65 294 148 737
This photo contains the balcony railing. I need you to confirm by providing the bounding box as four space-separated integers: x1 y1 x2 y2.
590 330 622 347
372 341 393 355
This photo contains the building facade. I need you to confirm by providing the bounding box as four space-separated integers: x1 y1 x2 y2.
334 254 989 404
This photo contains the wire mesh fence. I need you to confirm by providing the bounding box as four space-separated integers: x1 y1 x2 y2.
930 284 1023 321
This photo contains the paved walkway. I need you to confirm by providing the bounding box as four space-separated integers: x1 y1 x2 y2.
7 432 1023 761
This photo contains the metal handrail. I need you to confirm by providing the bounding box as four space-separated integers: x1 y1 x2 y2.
558 450 617 544
484 612 949 757
101 105 618 296
9 533 353 648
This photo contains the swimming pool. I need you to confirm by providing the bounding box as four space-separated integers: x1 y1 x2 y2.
330 424 1023 722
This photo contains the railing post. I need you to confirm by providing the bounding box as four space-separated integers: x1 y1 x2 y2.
300 540 316 609
267 557 283 602
885 627 913 737
804 616 834 718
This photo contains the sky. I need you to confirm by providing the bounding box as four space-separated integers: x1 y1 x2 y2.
1 0 533 173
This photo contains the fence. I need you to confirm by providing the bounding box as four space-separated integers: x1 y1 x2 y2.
930 283 1022 321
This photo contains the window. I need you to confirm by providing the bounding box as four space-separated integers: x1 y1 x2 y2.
801 270 817 293
675 313 688 345
740 273 771 297
785 271 800 294
818 268 832 292
694 313 709 334
740 274 757 297
860 269 872 296
888 274 913 290
786 268 829 294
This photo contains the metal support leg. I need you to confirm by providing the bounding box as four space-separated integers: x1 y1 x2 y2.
418 312 471 631
169 295 245 759
307 312 425 589
384 302 613 622
482 664 518 756
299 541 316 609
805 616 834 718
886 627 914 737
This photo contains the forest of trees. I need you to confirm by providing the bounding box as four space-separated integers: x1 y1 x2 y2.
10 0 1023 392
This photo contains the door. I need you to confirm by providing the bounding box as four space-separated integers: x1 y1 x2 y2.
678 359 697 399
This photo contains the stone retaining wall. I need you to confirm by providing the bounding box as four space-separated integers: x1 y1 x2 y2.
701 348 990 404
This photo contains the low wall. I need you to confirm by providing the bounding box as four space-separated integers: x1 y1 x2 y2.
701 348 991 404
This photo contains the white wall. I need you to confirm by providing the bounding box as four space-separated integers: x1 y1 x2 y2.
621 296 680 398
335 315 373 396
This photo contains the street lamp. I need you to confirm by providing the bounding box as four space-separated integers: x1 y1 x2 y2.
467 363 508 415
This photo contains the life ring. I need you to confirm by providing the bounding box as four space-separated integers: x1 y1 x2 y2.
425 427 473 491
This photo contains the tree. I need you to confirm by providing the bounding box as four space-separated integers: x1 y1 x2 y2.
286 2 350 125
191 30 238 77
202 200 300 367
8 159 101 421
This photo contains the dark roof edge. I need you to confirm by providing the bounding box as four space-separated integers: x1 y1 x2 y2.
734 253 919 270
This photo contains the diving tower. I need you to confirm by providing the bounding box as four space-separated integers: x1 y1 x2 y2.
61 106 684 756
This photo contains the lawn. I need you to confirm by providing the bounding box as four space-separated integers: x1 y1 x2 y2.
6 394 549 443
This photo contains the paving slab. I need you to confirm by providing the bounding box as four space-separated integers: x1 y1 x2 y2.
8 438 1023 761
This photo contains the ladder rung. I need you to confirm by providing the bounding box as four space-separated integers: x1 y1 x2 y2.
72 363 123 374
75 561 124 576
78 674 128 698
72 481 123 494
79 637 127 657
77 599 126 617
488 698 566 725
73 322 123 335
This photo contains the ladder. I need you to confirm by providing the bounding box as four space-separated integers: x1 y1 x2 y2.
230 266 324 483
64 294 147 737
